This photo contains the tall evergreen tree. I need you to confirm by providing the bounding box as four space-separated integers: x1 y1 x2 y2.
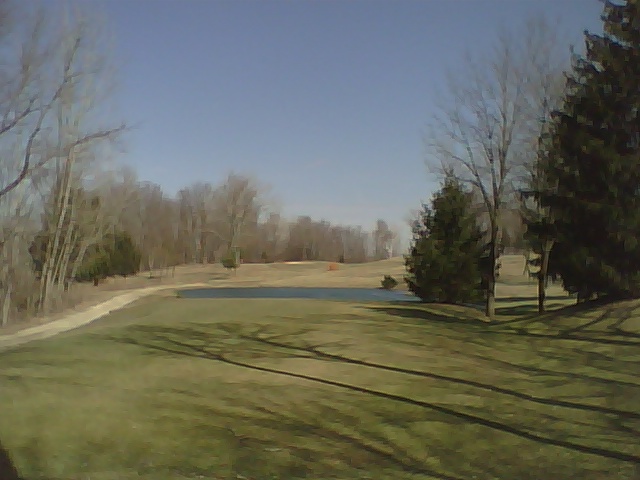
538 0 640 301
405 175 488 304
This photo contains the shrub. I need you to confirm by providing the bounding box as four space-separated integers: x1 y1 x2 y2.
221 254 238 271
110 233 141 278
74 232 141 285
381 275 398 290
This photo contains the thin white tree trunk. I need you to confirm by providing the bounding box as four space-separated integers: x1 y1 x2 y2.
1 279 12 327
53 192 78 291
69 239 91 282
40 153 75 312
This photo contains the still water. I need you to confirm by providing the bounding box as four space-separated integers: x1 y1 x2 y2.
178 287 419 302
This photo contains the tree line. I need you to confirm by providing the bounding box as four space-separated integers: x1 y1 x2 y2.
1 145 401 326
406 0 639 320
0 4 400 327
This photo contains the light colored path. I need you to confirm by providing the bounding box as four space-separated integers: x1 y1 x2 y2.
0 283 205 352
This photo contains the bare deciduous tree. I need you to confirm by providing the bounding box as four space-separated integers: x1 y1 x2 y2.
0 187 37 326
257 212 286 262
518 23 569 313
372 219 395 260
35 10 126 312
427 16 568 319
0 4 126 319
212 173 262 262
178 182 221 263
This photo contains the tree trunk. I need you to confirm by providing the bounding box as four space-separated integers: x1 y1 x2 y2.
537 239 554 313
523 249 532 277
537 273 546 314
486 274 496 320
148 251 155 277
69 240 90 283
53 198 78 292
0 234 16 327
39 155 74 312
1 280 11 328
485 225 499 320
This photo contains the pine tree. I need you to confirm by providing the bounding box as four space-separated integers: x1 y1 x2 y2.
538 0 640 301
405 175 488 303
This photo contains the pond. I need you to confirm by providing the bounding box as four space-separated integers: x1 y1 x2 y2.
178 287 419 302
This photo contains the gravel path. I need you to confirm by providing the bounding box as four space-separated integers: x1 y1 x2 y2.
0 283 205 352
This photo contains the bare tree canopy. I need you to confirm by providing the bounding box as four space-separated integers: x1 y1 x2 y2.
0 2 126 320
213 173 263 252
0 4 125 200
373 219 395 260
426 15 570 319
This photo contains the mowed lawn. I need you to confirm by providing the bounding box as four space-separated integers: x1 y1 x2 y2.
1 259 640 479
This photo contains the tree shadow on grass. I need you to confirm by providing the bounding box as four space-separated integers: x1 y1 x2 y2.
365 304 486 327
105 324 640 468
170 393 466 480
524 302 640 344
369 303 640 348
495 304 544 316
600 303 640 339
495 295 572 304
460 350 640 390
110 325 466 479
495 295 630 326
249 330 639 414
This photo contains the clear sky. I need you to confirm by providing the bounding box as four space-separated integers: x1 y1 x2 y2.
90 0 603 239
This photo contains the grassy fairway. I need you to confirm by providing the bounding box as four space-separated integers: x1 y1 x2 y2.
1 288 640 479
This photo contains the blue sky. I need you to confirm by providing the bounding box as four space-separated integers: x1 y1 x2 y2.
90 0 603 239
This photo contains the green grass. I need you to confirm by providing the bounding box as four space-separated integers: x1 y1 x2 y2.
1 295 640 479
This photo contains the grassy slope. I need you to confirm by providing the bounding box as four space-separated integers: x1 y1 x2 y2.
0 254 569 337
2 288 640 479
0 258 411 336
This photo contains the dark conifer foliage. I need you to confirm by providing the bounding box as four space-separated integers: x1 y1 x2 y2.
537 0 640 301
405 175 488 303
